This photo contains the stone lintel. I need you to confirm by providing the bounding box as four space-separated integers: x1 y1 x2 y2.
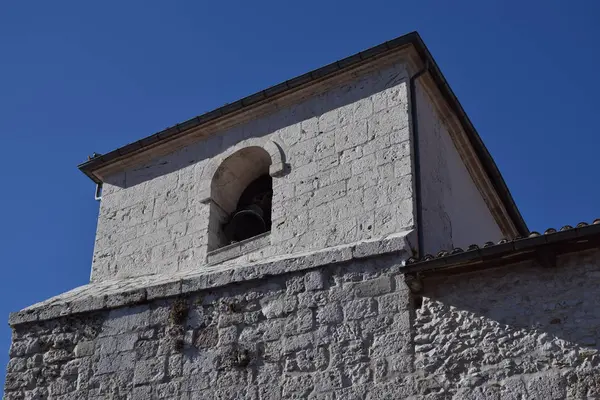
9 230 415 326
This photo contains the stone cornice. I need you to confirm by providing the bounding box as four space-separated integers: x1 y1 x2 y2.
79 39 419 183
78 31 528 238
9 231 416 327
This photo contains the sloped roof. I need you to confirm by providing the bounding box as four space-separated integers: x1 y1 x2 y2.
404 219 600 276
77 31 528 236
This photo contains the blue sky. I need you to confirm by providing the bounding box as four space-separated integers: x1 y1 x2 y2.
1 0 599 385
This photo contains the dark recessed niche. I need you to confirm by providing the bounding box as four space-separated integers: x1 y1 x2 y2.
224 174 273 244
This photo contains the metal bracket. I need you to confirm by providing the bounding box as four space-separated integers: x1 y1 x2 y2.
94 183 103 201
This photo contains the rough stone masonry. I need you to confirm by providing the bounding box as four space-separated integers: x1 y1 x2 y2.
5 246 600 399
5 32 599 399
90 59 416 282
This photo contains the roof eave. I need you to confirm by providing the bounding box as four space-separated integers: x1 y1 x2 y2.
77 31 528 235
78 32 422 181
404 222 600 277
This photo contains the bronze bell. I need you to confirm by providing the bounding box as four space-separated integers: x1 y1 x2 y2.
223 174 272 244
224 204 267 243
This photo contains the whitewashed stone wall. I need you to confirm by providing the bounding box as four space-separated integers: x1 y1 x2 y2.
415 82 503 255
4 256 414 400
92 62 415 282
415 249 600 399
6 249 600 399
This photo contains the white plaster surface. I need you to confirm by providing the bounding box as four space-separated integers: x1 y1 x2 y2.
415 82 503 255
92 62 415 282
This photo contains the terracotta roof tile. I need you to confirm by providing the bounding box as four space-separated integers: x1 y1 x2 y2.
406 218 600 266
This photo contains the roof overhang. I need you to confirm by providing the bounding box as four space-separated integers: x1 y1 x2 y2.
78 31 528 237
404 221 600 280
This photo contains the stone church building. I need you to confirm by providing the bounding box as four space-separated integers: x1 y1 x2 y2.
4 32 600 399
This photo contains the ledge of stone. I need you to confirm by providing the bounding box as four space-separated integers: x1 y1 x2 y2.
206 232 271 265
8 230 415 326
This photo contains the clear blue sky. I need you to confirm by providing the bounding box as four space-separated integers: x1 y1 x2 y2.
1 0 599 384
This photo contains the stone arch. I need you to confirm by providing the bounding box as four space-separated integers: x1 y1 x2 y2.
199 139 286 204
211 146 272 214
200 140 285 251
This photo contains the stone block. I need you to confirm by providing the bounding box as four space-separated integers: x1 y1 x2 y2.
131 385 153 400
344 298 376 320
47 378 77 396
330 340 367 367
9 340 38 358
282 374 314 397
284 308 315 336
195 326 218 349
6 357 27 373
43 349 71 364
282 332 313 354
378 291 410 314
156 381 181 398
305 270 326 291
217 326 239 346
101 306 151 337
260 295 298 319
286 275 305 294
97 352 135 375
316 303 343 324
4 371 34 391
371 331 409 358
314 369 343 393
344 363 372 387
348 276 392 298
261 319 286 342
146 281 182 300
26 354 43 370
134 357 167 385
526 372 566 400
8 310 39 326
96 333 139 355
184 373 212 392
366 376 416 400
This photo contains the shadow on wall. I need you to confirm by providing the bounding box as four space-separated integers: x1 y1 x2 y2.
413 249 600 397
103 68 409 189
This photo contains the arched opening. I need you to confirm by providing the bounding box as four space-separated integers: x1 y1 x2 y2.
208 146 273 251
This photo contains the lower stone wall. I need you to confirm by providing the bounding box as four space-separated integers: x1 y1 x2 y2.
415 249 600 399
5 250 600 399
4 256 414 400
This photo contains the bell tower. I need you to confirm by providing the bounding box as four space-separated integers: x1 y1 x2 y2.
5 32 530 400
75 33 525 283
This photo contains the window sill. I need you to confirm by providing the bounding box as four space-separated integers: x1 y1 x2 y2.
207 232 271 265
